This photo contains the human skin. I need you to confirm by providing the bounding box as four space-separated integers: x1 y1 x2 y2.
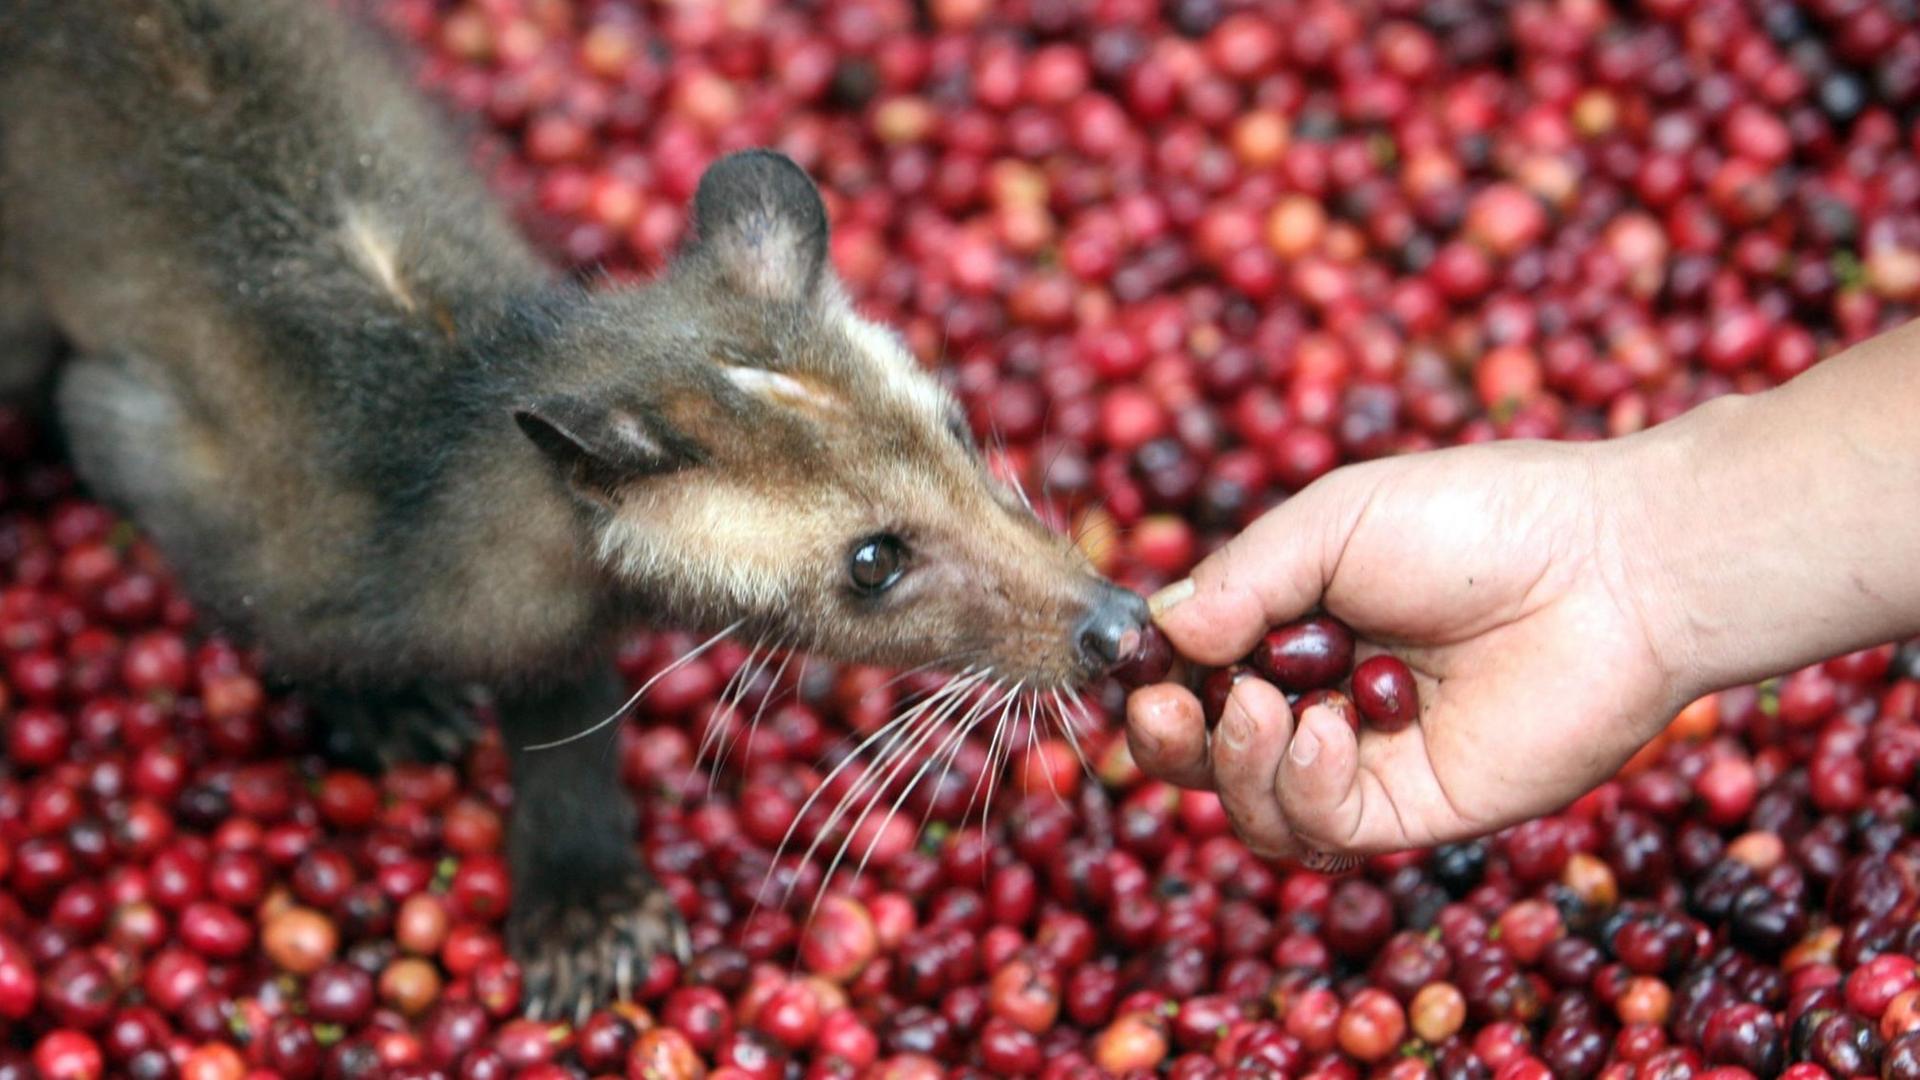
1124 316 1920 863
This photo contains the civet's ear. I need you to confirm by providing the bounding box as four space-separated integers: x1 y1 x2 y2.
686 149 830 304
514 395 700 502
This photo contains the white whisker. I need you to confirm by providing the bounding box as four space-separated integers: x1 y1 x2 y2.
739 640 797 764
771 671 984 891
1050 689 1094 778
966 676 1016 834
748 671 976 923
523 621 743 750
868 652 988 696
799 674 989 907
848 686 1003 882
1021 692 1058 803
695 631 767 780
917 675 1013 836
711 633 788 779
979 680 1026 826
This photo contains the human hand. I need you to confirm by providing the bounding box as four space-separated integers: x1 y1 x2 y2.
1125 437 1693 863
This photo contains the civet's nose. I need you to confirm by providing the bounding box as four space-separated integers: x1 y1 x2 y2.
1075 582 1152 671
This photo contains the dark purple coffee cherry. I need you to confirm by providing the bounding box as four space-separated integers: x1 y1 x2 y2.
1251 615 1354 691
1112 624 1173 688
1351 654 1419 732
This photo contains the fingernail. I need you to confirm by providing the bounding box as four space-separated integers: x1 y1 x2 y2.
1290 724 1321 767
1148 578 1194 619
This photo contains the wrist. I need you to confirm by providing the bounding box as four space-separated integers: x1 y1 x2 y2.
1592 393 1758 706
1602 363 1920 701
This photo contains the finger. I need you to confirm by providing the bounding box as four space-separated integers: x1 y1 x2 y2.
1124 684 1212 789
1148 483 1361 666
1275 703 1372 852
1282 695 1499 855
1210 677 1299 859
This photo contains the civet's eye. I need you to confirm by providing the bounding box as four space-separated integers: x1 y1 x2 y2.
947 411 974 451
848 535 908 594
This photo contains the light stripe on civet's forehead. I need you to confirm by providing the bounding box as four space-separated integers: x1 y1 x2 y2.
840 312 946 415
722 366 839 412
340 204 417 313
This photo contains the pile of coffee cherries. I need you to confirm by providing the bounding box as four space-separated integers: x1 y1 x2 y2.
7 0 1920 1076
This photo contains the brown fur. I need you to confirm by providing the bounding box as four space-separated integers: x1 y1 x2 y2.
571 278 1111 688
0 0 1145 1018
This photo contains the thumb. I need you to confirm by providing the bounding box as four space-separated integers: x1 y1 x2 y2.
1275 704 1367 852
1149 480 1358 667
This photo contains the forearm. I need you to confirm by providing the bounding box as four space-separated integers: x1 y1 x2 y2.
1614 317 1920 698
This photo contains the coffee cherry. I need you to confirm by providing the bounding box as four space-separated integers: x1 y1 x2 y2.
1252 616 1356 691
1351 655 1421 732
263 907 338 975
33 1031 103 1080
1112 624 1174 688
1337 988 1408 1063
1702 1003 1785 1076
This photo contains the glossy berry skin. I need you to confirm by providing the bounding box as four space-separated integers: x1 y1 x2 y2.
1350 655 1420 732
1112 625 1174 688
1807 1011 1884 1076
33 1031 103 1080
1200 666 1249 723
1295 688 1360 732
1252 616 1355 691
1701 1003 1784 1077
1337 988 1407 1063
1885 1032 1920 1080
0 938 37 1021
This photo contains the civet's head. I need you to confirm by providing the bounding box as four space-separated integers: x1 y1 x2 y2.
514 150 1147 689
